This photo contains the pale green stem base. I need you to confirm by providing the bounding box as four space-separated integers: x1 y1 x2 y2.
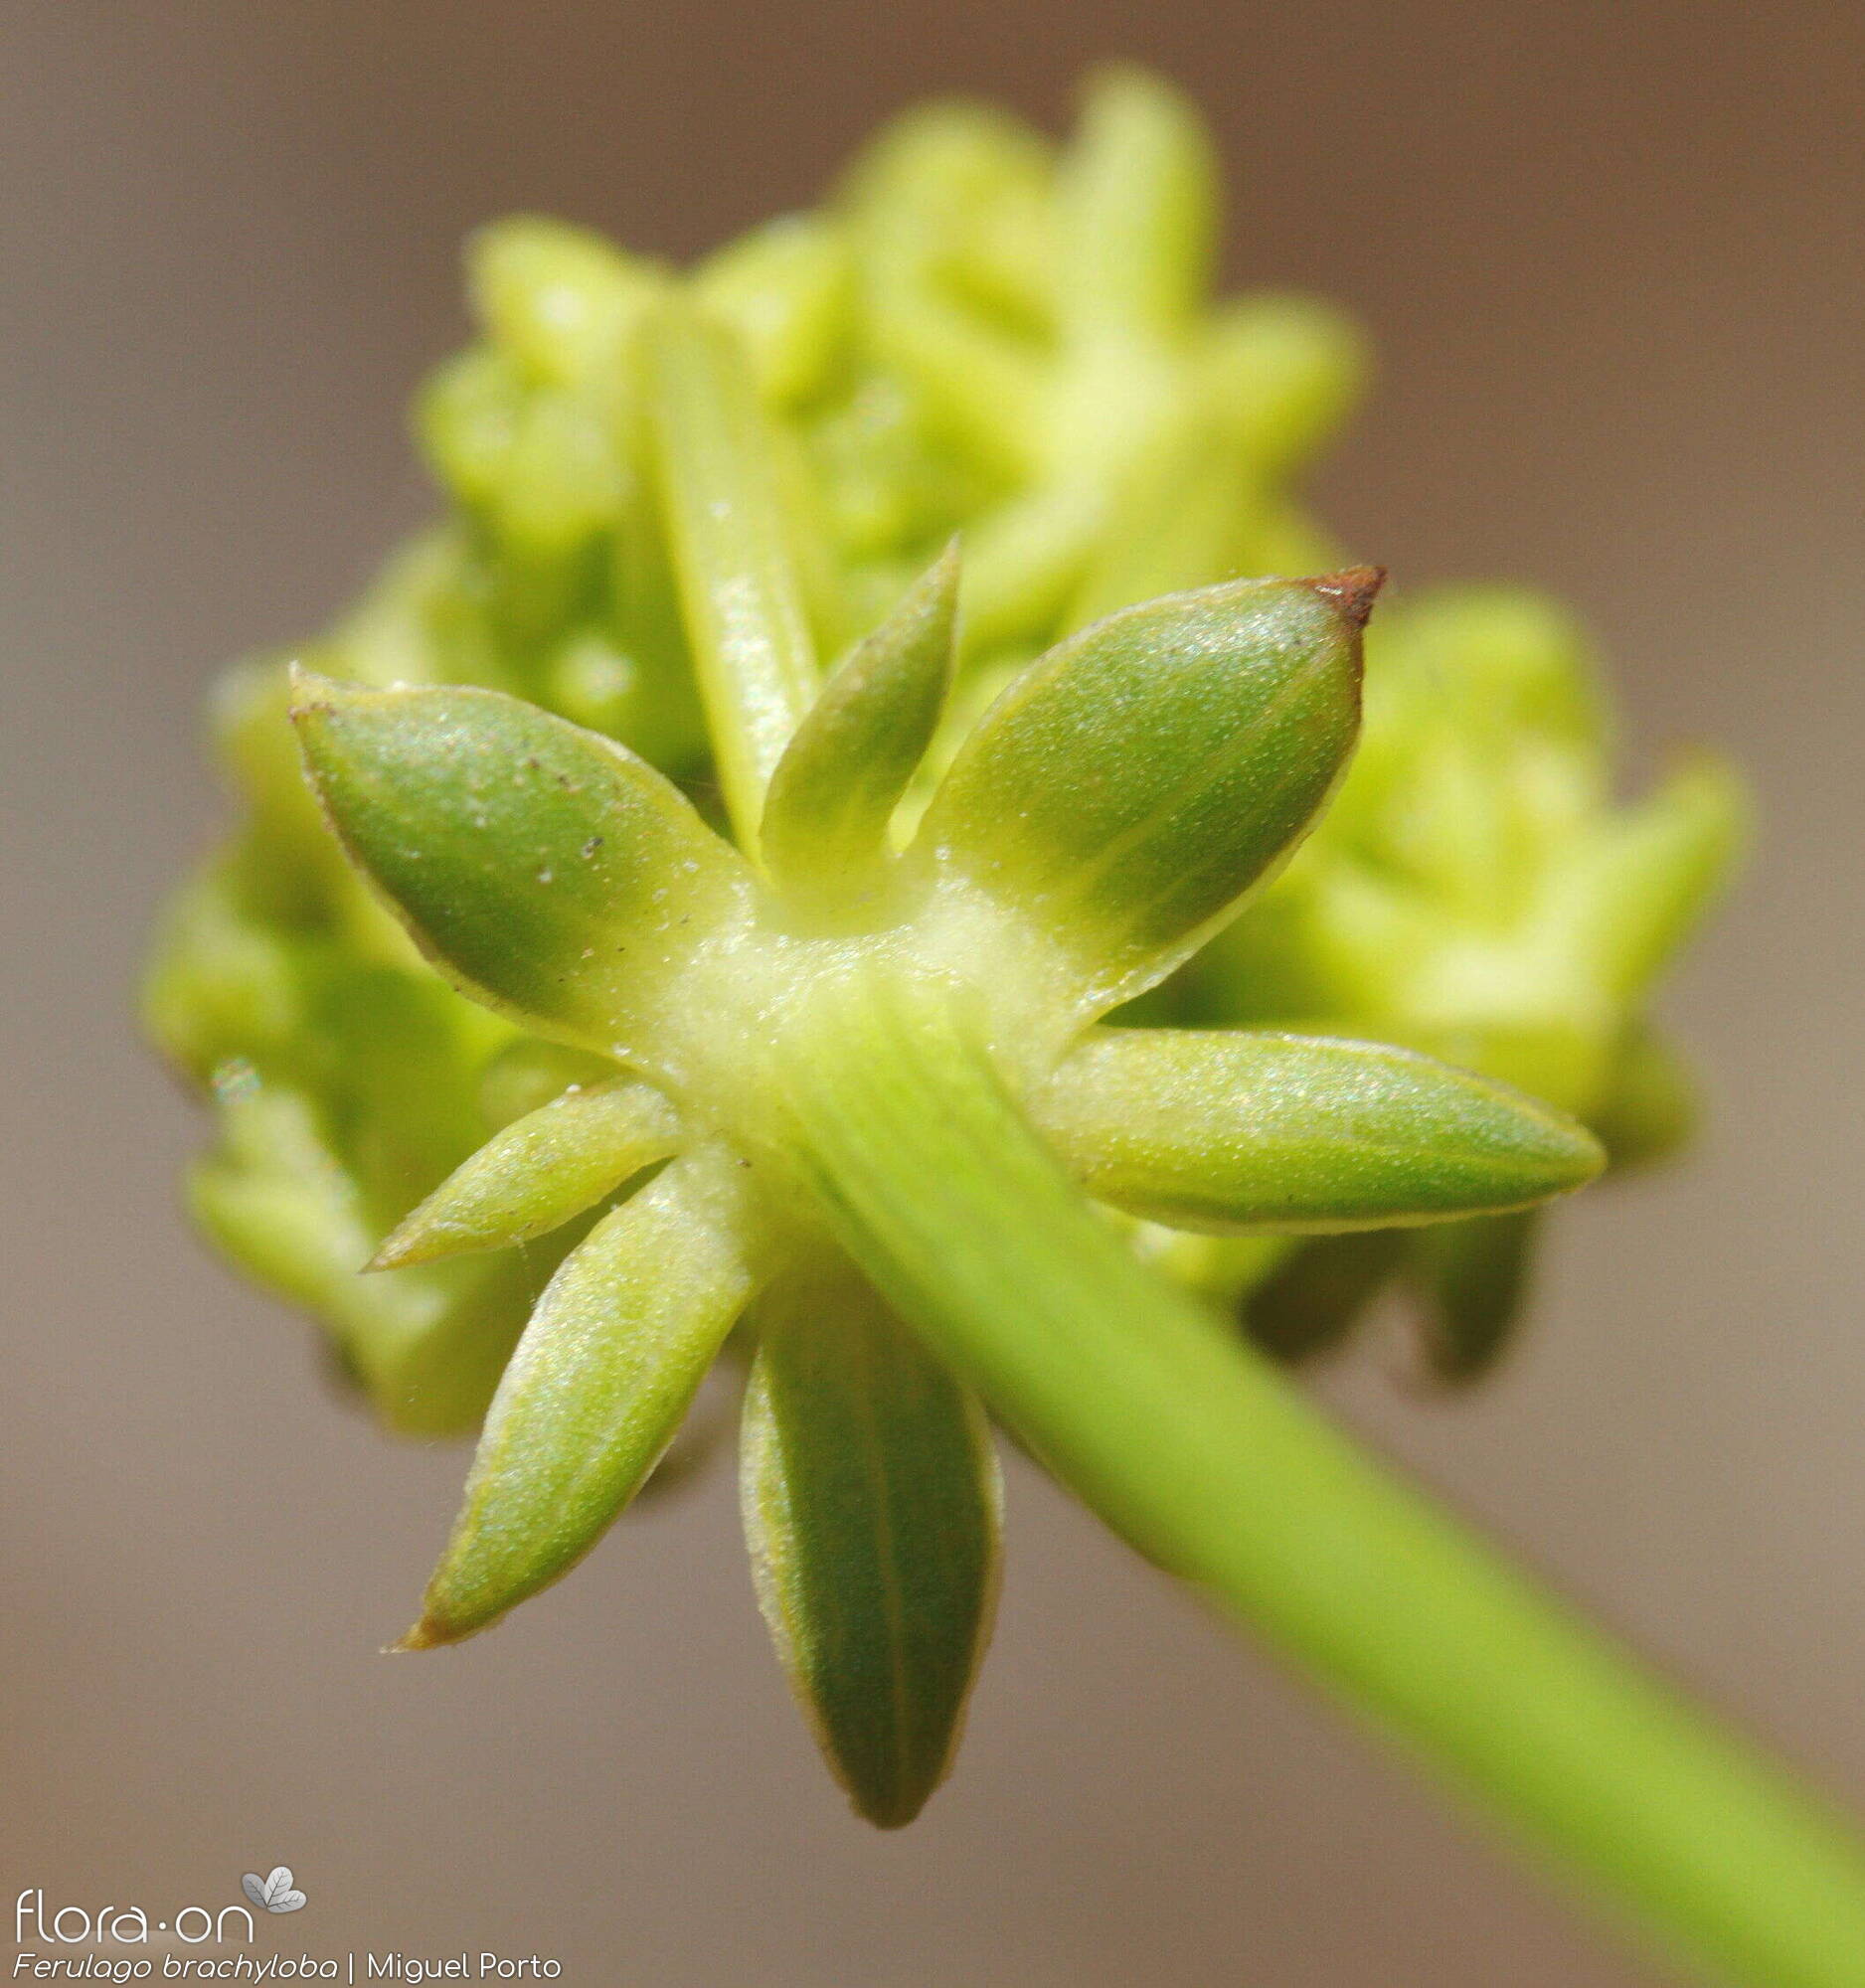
773 969 1865 1988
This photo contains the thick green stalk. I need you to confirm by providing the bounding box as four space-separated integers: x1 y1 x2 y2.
773 968 1865 1988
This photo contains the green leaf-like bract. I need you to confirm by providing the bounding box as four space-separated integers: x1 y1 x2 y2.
917 574 1372 1014
371 1078 681 1269
742 1264 1000 1828
407 1145 760 1646
1037 1028 1602 1234
762 543 958 898
290 674 752 1061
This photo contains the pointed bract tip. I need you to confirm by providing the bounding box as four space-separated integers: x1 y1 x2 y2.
1556 1122 1609 1194
284 663 347 727
903 537 962 621
908 535 963 617
390 1617 450 1654
1308 566 1387 632
363 1220 427 1274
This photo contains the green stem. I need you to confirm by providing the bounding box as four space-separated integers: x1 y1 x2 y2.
775 968 1865 1988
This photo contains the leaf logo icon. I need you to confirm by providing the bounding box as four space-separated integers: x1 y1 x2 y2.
241 1867 307 1913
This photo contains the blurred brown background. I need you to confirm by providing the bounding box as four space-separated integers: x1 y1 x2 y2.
4 4 1862 1983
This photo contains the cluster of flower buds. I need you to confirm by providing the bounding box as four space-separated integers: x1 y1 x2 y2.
144 67 1740 1826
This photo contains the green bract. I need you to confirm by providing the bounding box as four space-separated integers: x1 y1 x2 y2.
1034 1029 1599 1235
916 574 1370 1015
290 675 753 1056
762 543 958 900
370 1078 678 1270
146 68 1735 1836
743 1262 1001 1829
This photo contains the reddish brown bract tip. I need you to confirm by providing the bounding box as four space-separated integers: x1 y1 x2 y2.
1308 566 1387 632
